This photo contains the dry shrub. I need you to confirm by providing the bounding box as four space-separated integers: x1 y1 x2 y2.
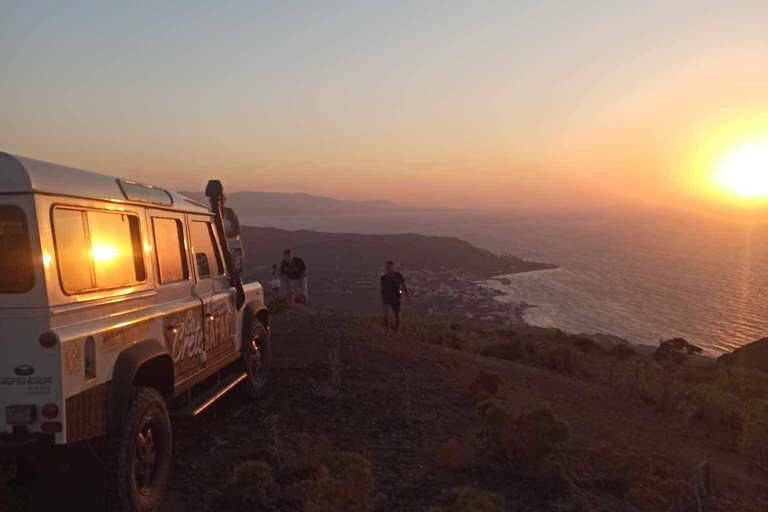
743 370 768 400
437 439 473 470
581 445 693 511
470 370 501 402
300 452 376 512
396 317 486 354
428 486 504 512
480 340 523 362
511 407 570 464
739 399 768 473
634 362 665 405
282 433 331 476
678 383 744 431
477 399 570 489
221 460 279 508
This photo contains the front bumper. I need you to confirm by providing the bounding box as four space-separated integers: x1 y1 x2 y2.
0 432 54 462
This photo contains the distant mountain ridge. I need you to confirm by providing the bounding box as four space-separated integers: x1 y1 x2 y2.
238 225 557 277
179 190 400 217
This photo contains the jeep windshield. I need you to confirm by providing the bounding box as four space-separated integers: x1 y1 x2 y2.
0 205 35 293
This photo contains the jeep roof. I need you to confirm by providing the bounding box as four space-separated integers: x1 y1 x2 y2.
0 152 208 214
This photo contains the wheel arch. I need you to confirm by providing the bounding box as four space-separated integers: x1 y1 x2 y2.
110 339 174 432
244 301 269 331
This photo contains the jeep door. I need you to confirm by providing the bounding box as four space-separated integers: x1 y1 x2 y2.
146 210 204 387
186 215 236 370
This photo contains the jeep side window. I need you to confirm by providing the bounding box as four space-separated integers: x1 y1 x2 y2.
152 217 189 283
52 207 146 294
189 220 223 278
0 205 35 293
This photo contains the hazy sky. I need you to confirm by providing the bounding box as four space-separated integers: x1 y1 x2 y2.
2 1 767 211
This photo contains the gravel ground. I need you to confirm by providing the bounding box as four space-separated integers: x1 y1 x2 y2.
4 308 766 511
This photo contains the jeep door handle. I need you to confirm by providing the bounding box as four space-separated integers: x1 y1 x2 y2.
167 324 182 333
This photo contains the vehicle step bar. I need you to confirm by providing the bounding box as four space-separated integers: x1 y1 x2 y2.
171 372 247 419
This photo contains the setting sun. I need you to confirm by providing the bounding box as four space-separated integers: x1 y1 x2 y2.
716 143 768 199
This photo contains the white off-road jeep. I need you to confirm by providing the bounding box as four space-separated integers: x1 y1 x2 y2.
0 153 270 511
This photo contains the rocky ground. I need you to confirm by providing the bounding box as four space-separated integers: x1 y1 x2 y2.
5 308 767 511
162 309 766 511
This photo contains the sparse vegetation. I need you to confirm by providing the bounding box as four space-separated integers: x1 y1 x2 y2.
476 397 571 490
469 370 501 402
739 399 768 473
428 487 504 512
580 445 694 511
678 383 744 430
437 439 473 470
218 435 375 512
220 460 279 509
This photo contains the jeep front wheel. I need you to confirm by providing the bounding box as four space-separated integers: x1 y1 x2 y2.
243 316 270 397
108 387 172 512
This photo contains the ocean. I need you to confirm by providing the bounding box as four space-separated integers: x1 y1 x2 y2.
244 209 768 356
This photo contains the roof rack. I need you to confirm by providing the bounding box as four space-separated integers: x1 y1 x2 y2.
117 179 173 206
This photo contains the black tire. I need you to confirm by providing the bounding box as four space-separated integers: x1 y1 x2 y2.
242 315 270 397
107 387 172 512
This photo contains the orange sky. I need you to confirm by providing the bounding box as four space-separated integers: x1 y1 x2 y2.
2 1 767 214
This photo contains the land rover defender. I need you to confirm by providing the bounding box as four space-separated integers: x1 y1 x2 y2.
0 152 270 511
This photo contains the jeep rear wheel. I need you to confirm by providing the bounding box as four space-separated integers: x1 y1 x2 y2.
108 387 172 512
243 317 270 397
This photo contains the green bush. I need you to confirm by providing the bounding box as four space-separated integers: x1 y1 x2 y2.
480 340 523 362
282 433 331 477
582 445 693 511
739 399 768 472
300 452 376 512
470 370 501 402
221 460 279 508
477 399 570 489
429 487 504 512
678 383 744 430
510 407 570 464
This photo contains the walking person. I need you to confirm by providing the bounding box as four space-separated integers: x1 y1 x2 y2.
221 193 244 273
381 260 411 332
280 249 308 304
269 263 282 297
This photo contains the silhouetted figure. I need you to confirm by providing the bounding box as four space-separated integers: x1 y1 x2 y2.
381 260 411 332
280 249 308 304
270 263 282 297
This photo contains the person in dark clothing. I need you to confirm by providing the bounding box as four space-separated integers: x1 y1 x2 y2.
280 249 308 304
381 260 411 332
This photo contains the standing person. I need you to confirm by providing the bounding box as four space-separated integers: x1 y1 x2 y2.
381 260 411 332
269 263 282 297
221 194 241 239
221 194 244 273
280 249 308 304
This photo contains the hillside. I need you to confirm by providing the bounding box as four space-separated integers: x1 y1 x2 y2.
239 225 555 277
7 312 767 511
173 310 767 512
180 190 400 217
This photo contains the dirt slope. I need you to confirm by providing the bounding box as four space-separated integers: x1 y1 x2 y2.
164 309 768 512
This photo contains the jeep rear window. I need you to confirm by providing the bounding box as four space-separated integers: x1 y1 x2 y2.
0 206 35 293
53 208 146 294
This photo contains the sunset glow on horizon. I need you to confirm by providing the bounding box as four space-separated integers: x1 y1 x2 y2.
716 143 768 200
2 1 768 213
